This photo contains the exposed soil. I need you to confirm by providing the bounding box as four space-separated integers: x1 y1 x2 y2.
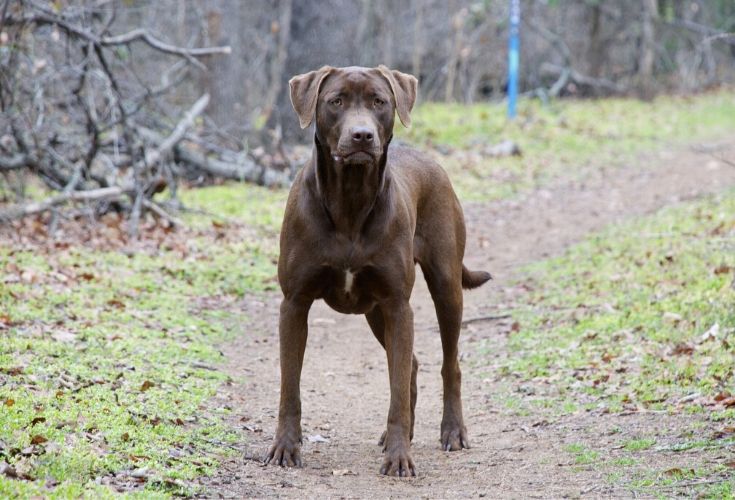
202 138 735 498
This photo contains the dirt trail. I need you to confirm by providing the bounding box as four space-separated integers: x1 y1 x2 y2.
204 138 735 498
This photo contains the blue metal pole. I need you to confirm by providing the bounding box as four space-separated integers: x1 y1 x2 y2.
507 0 520 119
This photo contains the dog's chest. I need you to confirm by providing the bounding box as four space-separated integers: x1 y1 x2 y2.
317 261 387 315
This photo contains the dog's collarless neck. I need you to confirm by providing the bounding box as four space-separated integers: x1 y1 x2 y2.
313 135 390 237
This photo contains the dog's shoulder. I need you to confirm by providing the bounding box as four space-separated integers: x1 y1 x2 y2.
388 143 451 188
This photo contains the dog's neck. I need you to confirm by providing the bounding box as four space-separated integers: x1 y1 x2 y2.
313 135 390 237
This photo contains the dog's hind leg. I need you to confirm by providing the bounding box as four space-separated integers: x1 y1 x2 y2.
366 306 418 445
420 260 469 451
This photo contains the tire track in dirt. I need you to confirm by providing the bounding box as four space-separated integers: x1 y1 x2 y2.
203 138 735 498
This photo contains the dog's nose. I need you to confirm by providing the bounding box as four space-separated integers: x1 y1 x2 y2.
351 127 374 144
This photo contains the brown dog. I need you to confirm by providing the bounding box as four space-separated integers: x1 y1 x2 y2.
265 65 491 477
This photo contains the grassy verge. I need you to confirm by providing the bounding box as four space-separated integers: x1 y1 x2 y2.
484 190 735 496
0 205 279 496
398 90 735 201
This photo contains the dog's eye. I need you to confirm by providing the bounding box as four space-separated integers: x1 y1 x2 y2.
329 98 342 107
373 97 386 107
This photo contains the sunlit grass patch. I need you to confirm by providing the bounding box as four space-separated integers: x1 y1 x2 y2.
398 90 735 201
175 183 288 234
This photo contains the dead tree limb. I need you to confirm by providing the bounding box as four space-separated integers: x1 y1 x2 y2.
0 187 125 222
7 12 230 70
138 93 210 170
540 63 626 95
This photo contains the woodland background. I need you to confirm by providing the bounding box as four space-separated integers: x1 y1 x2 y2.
1 0 734 229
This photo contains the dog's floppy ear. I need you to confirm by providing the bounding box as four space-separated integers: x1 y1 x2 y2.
289 66 333 129
377 65 418 128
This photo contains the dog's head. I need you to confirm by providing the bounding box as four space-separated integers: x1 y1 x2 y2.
289 66 417 166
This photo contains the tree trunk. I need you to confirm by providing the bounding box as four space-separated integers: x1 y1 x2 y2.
638 0 658 99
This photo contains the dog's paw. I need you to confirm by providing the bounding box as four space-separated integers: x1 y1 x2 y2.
264 435 302 467
380 446 416 477
440 424 470 451
378 429 413 446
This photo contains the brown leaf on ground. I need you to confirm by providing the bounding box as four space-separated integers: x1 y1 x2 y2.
712 426 735 439
30 435 48 445
714 391 732 402
601 352 615 363
140 380 155 392
670 342 694 356
4 398 14 407
713 264 733 275
663 467 684 476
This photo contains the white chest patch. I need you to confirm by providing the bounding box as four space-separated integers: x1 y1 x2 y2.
343 270 355 294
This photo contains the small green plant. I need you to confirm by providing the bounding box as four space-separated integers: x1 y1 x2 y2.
624 438 657 452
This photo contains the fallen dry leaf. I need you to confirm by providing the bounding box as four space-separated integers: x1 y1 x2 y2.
713 264 733 275
140 380 155 392
332 469 356 476
30 435 47 445
4 398 14 407
671 343 694 356
712 426 735 439
714 391 732 402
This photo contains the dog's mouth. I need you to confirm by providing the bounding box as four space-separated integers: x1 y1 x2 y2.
333 151 376 165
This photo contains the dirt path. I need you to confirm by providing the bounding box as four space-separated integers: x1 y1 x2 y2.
203 138 735 498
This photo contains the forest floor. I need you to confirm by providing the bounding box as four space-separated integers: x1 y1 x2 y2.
1 93 735 498
203 136 735 499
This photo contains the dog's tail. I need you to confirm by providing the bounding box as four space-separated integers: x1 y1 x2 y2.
461 265 492 290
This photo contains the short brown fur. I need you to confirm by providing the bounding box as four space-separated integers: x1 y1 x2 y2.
265 65 491 477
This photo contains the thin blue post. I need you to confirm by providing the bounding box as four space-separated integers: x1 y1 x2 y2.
507 0 520 119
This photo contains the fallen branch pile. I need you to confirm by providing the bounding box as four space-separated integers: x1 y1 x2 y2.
0 1 289 235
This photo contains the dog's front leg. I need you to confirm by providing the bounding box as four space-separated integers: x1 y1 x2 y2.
380 299 416 477
265 297 311 467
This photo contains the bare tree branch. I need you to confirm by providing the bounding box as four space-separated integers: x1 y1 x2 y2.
6 12 231 70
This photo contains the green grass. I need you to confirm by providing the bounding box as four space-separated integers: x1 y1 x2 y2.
624 438 657 452
175 183 287 234
564 443 600 465
481 189 735 495
398 90 735 201
0 196 282 497
493 190 735 413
